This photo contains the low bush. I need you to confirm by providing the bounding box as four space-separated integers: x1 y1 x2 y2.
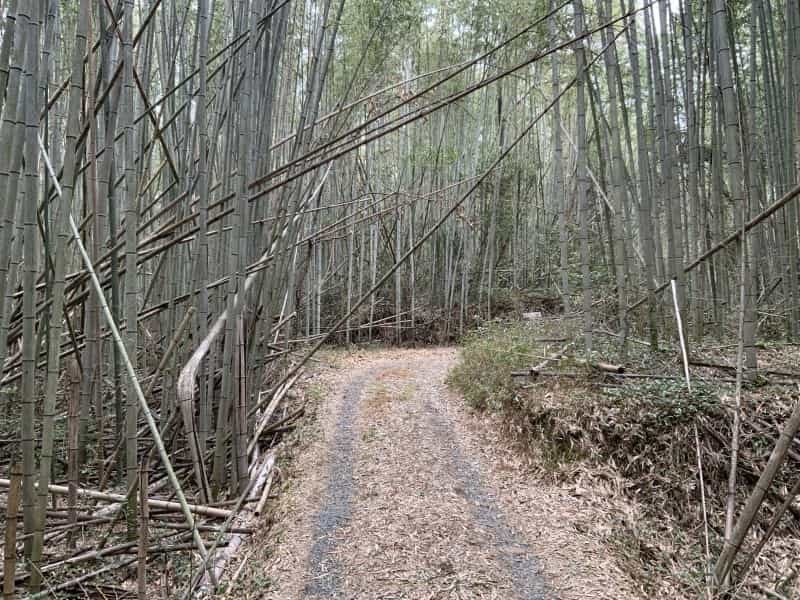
447 322 546 411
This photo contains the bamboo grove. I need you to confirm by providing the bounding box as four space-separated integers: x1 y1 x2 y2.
0 0 798 594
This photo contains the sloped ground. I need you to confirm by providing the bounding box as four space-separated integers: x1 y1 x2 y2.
226 348 637 599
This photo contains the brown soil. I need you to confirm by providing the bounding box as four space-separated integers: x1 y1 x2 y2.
224 348 639 599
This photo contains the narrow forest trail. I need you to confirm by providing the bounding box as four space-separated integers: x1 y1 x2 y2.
235 348 638 599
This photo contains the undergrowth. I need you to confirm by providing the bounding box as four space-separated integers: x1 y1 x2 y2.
448 322 544 411
448 320 800 598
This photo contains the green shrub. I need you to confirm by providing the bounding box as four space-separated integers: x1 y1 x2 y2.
447 322 544 411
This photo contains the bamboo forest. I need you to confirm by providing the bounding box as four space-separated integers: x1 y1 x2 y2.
0 0 799 597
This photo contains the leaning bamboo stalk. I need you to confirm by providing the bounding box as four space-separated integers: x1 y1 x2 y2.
145 306 196 404
261 55 623 400
178 167 331 497
101 306 196 477
0 479 232 519
38 136 213 579
3 465 21 600
735 475 800 594
628 181 800 312
714 392 800 585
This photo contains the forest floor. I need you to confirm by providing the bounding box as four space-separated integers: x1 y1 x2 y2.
225 347 639 599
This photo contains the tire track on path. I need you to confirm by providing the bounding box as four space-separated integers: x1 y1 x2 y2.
304 357 548 599
420 364 548 599
305 370 374 598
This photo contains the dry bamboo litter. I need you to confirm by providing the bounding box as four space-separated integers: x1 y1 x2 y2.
27 558 138 600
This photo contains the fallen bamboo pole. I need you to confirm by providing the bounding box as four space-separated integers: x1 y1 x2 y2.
517 342 575 379
690 359 800 380
191 452 276 597
574 358 625 373
0 479 231 519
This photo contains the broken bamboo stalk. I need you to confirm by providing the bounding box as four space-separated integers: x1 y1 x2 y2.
519 341 575 378
254 462 279 517
574 358 625 374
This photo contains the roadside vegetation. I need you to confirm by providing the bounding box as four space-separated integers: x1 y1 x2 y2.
449 318 800 598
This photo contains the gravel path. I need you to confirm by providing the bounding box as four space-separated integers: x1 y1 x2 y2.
246 348 638 600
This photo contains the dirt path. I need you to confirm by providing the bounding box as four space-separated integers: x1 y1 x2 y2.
238 348 638 599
